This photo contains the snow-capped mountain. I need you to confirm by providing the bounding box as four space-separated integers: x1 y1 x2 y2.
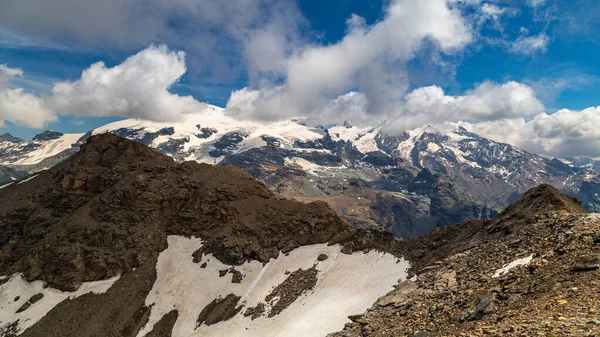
559 156 600 172
1 104 598 236
1 136 597 336
0 131 84 173
375 123 599 209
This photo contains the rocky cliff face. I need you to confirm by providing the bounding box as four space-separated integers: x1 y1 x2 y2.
0 165 26 184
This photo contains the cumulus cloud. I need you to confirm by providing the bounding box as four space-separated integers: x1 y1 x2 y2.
0 0 305 84
384 81 544 133
527 0 546 9
229 78 543 134
0 46 207 126
510 32 550 54
227 0 474 122
466 107 600 157
45 45 204 121
0 64 56 128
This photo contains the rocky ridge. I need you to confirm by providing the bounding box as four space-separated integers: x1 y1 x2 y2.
330 185 600 337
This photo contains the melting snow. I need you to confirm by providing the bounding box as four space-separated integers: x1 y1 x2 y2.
0 274 120 334
137 236 409 337
492 254 534 278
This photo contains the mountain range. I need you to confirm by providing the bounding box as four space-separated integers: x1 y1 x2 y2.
1 104 599 237
0 133 598 336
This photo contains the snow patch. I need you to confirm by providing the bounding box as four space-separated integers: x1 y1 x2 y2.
284 157 327 173
0 274 120 334
492 254 534 278
137 236 408 337
427 142 441 153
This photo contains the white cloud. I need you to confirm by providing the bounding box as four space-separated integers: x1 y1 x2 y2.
46 45 205 121
383 81 544 133
227 0 474 122
466 107 600 157
527 0 546 9
510 32 550 54
229 79 543 134
0 65 56 128
481 3 506 17
0 0 305 84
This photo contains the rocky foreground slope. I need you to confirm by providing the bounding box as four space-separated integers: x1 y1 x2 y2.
331 185 600 337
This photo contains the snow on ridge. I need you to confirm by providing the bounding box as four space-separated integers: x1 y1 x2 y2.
137 236 409 337
93 105 325 158
17 174 39 185
0 182 13 189
0 274 120 334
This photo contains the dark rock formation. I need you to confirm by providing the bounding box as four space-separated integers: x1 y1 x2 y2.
196 294 242 326
33 131 63 142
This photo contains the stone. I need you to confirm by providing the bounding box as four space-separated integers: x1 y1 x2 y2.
468 293 495 321
317 254 329 261
572 253 600 271
16 293 44 313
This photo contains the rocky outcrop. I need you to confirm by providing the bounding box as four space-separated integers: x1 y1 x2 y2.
0 133 24 144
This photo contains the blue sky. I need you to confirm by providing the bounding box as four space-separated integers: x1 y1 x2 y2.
0 0 599 156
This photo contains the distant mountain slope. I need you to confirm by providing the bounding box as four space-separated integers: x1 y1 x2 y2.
0 106 598 236
0 165 27 183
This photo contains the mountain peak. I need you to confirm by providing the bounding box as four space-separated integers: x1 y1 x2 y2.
501 184 586 216
32 130 64 141
489 184 588 233
0 132 24 143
